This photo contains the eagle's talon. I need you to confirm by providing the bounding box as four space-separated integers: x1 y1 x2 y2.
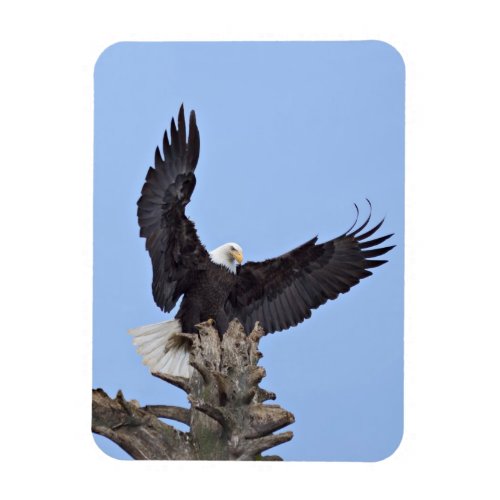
194 318 216 331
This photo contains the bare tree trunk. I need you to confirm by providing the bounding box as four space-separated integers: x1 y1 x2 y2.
92 320 295 460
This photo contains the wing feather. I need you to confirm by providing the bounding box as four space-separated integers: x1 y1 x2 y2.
228 205 394 333
137 105 209 312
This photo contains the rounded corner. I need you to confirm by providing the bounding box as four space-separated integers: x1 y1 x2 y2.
94 41 128 78
369 426 405 463
91 431 129 461
368 39 406 74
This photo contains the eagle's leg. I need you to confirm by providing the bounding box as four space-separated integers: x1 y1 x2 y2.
199 314 228 333
204 317 223 340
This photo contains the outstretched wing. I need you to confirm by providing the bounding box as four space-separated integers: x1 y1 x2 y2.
228 207 395 334
137 105 209 312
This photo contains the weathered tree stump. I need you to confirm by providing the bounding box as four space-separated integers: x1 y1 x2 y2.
92 319 295 460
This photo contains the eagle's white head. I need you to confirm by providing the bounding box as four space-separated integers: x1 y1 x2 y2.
209 242 244 274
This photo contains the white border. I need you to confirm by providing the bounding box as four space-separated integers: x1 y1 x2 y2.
2 1 499 498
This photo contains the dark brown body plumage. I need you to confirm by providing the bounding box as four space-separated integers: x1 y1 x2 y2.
175 262 237 333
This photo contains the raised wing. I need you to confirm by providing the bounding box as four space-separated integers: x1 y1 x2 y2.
228 206 395 334
137 105 209 312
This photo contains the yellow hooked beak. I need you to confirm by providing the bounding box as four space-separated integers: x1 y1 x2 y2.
231 250 243 264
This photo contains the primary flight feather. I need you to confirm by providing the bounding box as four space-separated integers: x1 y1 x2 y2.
130 105 394 378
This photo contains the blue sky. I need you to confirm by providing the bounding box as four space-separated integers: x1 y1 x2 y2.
93 41 404 461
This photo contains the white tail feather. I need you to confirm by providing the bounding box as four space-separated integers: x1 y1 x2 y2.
128 319 193 378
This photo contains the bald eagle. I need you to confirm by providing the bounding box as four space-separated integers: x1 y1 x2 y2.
129 105 394 378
